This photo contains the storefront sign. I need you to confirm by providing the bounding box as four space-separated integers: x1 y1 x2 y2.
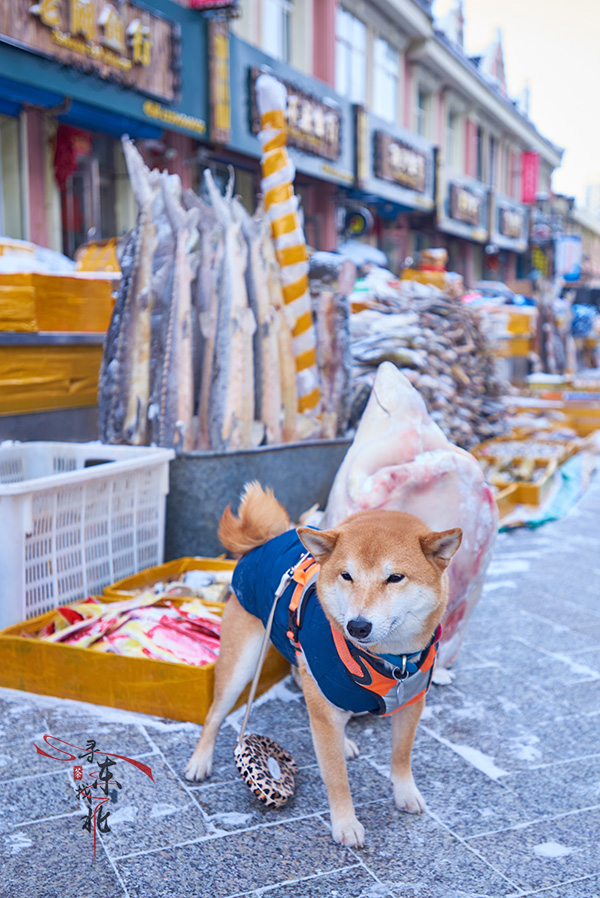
3 0 180 102
250 67 341 162
373 131 427 194
531 246 548 277
354 105 368 191
142 101 206 135
555 234 582 281
189 0 239 10
209 21 231 144
450 183 482 226
521 151 540 204
499 206 525 240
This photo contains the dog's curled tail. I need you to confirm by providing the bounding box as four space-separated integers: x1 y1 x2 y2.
219 481 291 557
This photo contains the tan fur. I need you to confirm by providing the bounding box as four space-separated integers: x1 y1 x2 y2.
218 481 291 556
187 484 462 847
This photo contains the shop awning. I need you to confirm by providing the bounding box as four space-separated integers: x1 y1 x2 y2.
0 74 162 139
0 74 62 111
58 101 162 140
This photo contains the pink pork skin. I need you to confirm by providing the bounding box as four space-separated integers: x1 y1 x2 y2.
322 362 498 670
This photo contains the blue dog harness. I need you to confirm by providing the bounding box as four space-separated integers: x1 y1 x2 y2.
232 530 440 717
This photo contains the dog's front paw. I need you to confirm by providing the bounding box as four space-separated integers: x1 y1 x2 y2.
344 737 360 760
432 666 455 686
331 813 365 848
184 748 212 782
393 776 426 814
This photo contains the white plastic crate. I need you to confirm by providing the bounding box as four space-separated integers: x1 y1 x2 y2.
0 442 175 629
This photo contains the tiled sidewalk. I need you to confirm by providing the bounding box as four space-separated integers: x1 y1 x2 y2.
1 475 600 898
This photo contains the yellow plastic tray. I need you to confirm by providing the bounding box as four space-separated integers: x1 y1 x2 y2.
103 556 236 600
0 595 289 725
0 272 114 334
495 483 518 521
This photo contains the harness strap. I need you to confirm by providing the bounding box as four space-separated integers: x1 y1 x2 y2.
286 557 320 655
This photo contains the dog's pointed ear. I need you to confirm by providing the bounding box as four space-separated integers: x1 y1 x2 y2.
420 528 462 571
296 527 338 561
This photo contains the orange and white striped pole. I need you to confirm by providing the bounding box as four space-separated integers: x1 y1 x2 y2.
255 73 321 425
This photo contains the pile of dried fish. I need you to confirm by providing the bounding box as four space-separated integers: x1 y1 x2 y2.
308 252 355 438
349 275 508 449
99 138 354 451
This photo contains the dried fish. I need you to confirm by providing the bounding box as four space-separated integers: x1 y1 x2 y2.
309 252 355 438
348 275 508 448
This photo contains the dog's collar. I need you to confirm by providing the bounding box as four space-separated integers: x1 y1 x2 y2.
372 626 443 680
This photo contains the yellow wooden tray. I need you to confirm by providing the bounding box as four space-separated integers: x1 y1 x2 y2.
103 556 236 600
0 595 289 725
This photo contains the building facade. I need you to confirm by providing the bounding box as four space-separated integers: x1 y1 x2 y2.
0 0 568 288
0 0 209 255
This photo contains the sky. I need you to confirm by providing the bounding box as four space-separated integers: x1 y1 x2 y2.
433 0 600 208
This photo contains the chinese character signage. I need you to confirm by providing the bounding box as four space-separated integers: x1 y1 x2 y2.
499 206 525 240
250 67 341 162
190 0 239 10
373 131 427 194
450 184 482 226
521 151 540 205
209 20 231 144
555 234 582 282
2 0 180 103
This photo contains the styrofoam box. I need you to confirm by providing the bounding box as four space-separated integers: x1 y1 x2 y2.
0 442 174 629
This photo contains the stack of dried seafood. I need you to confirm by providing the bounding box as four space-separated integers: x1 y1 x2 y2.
349 276 508 449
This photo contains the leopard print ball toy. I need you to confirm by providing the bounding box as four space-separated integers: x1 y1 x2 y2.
234 734 298 808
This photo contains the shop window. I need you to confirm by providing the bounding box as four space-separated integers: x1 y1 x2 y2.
488 135 497 188
59 131 118 258
476 125 484 182
0 115 23 239
335 7 367 105
373 38 399 124
262 0 293 63
415 86 431 138
446 109 458 169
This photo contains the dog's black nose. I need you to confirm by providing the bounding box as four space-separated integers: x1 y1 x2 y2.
347 618 372 640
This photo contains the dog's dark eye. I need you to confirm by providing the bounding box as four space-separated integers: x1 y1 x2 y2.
386 574 405 584
340 571 353 582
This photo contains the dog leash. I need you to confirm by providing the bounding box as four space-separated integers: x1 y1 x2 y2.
233 553 310 809
236 552 310 746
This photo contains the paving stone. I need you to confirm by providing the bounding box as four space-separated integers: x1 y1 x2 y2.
353 802 517 897
0 724 154 784
508 873 600 897
0 768 75 833
466 807 600 892
116 816 357 897
148 722 241 786
0 814 125 898
501 754 600 819
72 753 209 859
191 757 390 833
0 694 49 745
239 865 387 898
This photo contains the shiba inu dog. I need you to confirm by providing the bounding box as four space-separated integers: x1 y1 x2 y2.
185 482 462 847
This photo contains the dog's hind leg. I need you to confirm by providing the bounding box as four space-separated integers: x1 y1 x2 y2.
185 595 264 782
390 696 426 814
299 662 365 847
